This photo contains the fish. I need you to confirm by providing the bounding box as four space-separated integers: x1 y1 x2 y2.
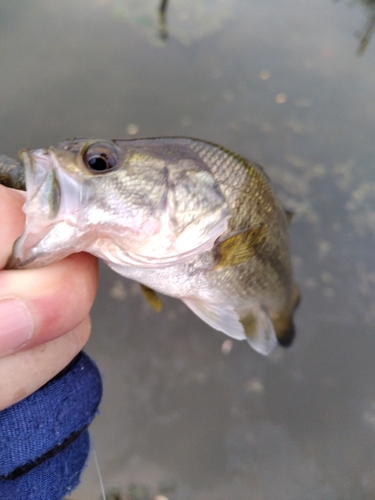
1 137 299 355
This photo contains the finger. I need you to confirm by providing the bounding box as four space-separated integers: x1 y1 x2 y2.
0 252 98 357
0 315 91 411
0 185 26 268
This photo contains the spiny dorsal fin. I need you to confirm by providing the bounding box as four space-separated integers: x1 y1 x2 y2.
214 224 268 269
140 284 162 312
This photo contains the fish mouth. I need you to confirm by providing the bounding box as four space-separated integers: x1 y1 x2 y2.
20 149 62 219
7 148 83 269
19 147 83 221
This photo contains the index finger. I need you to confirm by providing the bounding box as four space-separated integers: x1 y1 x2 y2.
0 185 26 267
0 185 99 356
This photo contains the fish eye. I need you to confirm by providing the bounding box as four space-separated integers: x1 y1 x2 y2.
83 142 119 173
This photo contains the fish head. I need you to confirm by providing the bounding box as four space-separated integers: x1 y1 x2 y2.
8 138 230 269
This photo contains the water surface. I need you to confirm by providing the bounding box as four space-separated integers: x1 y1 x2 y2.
0 1 374 498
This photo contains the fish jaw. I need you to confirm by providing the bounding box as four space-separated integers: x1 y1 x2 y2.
7 149 86 269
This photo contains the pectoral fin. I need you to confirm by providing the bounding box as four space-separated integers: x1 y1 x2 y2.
240 307 278 355
140 284 163 312
182 298 246 341
214 224 268 269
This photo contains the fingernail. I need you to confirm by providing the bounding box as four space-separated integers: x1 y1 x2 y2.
0 299 33 355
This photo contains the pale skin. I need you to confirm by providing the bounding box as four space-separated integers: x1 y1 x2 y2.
0 185 99 410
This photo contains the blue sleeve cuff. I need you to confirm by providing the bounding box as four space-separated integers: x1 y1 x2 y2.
0 351 103 500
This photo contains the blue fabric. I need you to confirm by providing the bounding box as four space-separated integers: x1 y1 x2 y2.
0 351 102 500
1 430 90 500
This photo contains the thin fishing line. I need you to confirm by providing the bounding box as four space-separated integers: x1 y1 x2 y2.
92 441 106 500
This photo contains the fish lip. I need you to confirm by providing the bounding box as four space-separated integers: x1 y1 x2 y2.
19 148 83 220
18 148 61 219
19 148 49 172
8 149 58 269
19 148 53 197
8 147 84 269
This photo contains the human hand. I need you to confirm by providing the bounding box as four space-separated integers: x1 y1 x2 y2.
0 185 99 410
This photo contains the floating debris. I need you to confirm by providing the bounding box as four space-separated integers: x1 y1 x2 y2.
221 339 233 355
126 124 139 135
244 377 265 395
275 92 287 104
109 280 128 301
259 69 271 80
103 487 123 500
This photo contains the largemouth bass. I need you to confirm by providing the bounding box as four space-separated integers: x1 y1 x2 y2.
1 137 299 355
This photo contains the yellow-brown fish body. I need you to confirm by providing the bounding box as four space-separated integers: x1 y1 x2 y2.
6 137 298 355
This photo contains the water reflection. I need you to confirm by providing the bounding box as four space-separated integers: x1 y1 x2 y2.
356 0 375 54
107 0 375 52
106 0 238 44
158 0 169 40
336 0 375 54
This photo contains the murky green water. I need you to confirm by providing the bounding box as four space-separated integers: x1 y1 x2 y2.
1 0 375 498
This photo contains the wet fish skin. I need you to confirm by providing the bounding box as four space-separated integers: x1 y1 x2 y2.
3 137 298 355
0 155 25 190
